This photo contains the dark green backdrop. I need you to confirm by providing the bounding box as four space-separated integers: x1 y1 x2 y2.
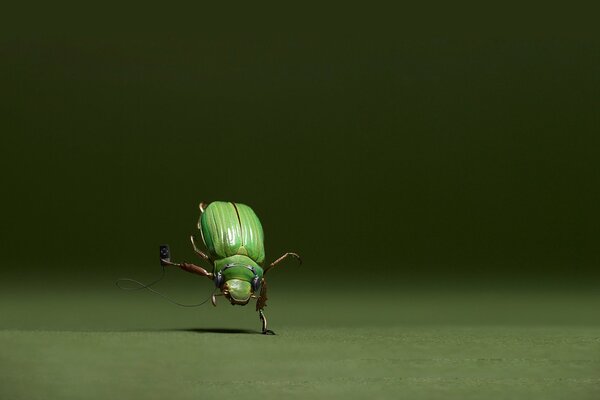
2 5 598 291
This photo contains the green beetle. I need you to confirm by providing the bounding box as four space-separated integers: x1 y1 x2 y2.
162 201 301 334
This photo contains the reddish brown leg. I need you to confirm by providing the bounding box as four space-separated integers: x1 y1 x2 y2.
161 259 213 279
256 279 268 311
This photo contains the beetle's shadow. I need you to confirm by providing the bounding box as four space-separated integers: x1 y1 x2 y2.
169 328 260 335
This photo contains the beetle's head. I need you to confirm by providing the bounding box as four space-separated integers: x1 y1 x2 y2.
213 263 262 306
221 279 252 305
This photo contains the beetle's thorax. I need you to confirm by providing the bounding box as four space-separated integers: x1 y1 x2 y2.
214 255 262 276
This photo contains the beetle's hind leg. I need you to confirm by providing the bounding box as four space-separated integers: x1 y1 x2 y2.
199 201 208 214
259 309 275 335
264 252 302 274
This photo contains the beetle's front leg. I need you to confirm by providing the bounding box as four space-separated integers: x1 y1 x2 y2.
161 259 213 280
259 309 275 335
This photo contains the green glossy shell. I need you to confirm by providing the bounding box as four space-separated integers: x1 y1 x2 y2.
199 201 265 265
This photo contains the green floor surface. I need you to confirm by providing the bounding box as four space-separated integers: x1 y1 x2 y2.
1 286 599 399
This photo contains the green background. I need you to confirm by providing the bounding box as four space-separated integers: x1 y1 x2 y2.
1 4 599 399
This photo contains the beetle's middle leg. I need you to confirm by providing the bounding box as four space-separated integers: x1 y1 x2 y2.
190 235 211 261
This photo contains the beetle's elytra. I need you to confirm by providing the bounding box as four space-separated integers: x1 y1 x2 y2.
162 201 301 335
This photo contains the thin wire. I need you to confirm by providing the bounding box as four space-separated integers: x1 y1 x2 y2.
116 264 215 307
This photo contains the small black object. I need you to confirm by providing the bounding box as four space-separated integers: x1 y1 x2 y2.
215 264 232 287
247 266 261 292
214 271 223 288
159 245 171 264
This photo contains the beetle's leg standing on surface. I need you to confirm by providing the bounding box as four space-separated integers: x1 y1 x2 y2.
161 259 213 280
259 251 301 334
256 279 268 310
263 252 302 274
259 309 275 335
256 279 275 334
